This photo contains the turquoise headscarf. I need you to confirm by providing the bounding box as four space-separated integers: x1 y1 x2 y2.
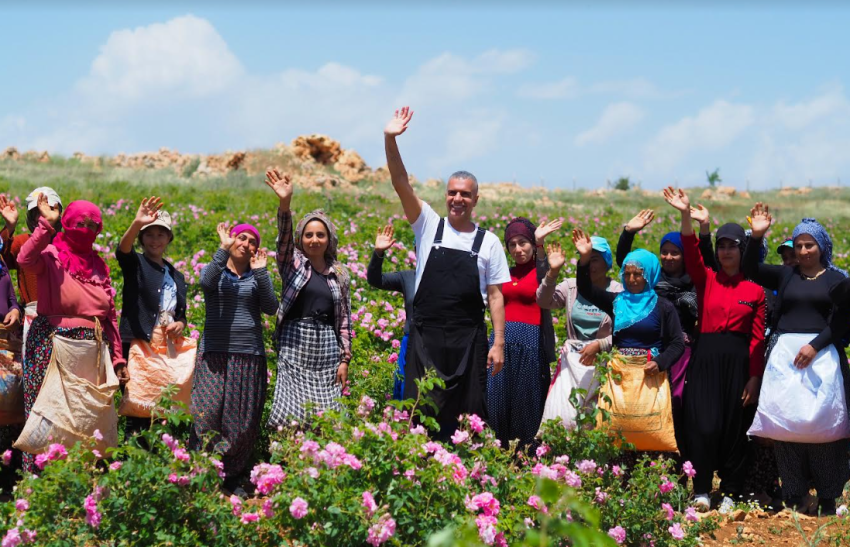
613 249 661 334
590 236 613 269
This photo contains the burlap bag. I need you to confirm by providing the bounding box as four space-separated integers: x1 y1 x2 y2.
597 352 678 452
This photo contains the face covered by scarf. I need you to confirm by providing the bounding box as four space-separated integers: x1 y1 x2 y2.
52 200 109 282
613 249 661 334
792 218 848 276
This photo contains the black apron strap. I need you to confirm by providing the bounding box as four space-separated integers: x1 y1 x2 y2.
434 218 445 245
471 228 486 256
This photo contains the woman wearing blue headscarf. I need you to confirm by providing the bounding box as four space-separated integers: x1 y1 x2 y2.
573 228 684 443
536 235 623 430
743 204 850 516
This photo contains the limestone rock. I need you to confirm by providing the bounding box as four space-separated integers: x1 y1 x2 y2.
291 135 342 165
333 149 370 182
2 147 19 161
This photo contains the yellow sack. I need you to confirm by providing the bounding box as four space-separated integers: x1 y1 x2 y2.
119 327 196 418
597 352 678 453
0 325 24 425
15 334 119 454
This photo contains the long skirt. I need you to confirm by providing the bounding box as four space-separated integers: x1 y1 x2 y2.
268 319 343 426
683 332 754 495
392 334 409 401
487 321 550 449
21 315 96 473
189 350 267 481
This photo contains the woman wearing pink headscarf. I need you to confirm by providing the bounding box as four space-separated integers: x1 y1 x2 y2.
16 195 126 472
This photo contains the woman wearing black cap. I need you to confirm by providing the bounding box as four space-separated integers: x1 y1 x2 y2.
487 217 561 450
664 188 766 514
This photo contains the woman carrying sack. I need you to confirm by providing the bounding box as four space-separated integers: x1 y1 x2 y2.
189 216 278 495
116 197 193 434
744 207 850 516
265 169 352 427
536 236 623 430
664 188 766 513
15 196 126 473
573 228 684 453
486 217 560 450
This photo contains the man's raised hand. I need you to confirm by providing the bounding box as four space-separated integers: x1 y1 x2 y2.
384 107 414 138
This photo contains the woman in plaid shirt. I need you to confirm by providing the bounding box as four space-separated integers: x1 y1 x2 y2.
265 169 352 426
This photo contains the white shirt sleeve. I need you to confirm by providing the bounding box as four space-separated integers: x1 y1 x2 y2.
484 235 512 286
411 201 438 243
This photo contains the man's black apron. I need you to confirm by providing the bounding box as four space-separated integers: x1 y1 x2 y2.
404 218 489 440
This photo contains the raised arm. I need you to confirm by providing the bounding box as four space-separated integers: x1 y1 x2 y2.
384 107 422 225
573 229 616 317
118 196 163 254
266 169 299 278
250 250 280 315
534 219 561 281
689 202 719 271
663 187 708 289
537 242 568 309
616 210 654 267
0 195 18 266
17 193 61 274
199 224 233 291
367 225 405 292
742 203 784 290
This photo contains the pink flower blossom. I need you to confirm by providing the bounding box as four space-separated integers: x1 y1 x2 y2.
172 448 190 462
467 492 500 516
451 430 470 445
15 499 28 512
685 507 699 522
240 513 259 524
409 425 426 435
475 514 498 545
162 433 178 451
387 353 398 364
391 339 401 349
362 491 378 517
1 450 11 466
230 495 243 516
109 461 123 471
366 513 396 546
290 497 308 519
1 528 21 547
668 522 685 540
93 429 103 441
527 495 548 514
262 499 274 518
608 526 626 544
659 477 676 494
357 395 376 417
611 465 623 477
576 459 597 474
682 460 696 478
594 487 609 504
467 414 485 433
564 470 582 488
535 444 549 458
305 467 319 479
84 494 101 528
250 463 286 495
662 502 675 520
34 444 68 470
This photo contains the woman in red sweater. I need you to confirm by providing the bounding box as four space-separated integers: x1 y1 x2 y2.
487 217 560 450
664 187 765 513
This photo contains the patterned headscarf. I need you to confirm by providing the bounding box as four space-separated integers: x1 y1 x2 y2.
792 218 847 276
613 249 661 334
295 210 349 284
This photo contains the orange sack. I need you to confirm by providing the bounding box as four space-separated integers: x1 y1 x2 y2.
119 327 196 418
597 352 678 453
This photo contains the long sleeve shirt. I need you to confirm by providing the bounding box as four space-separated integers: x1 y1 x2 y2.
17 219 125 367
683 233 765 377
576 263 685 371
199 248 278 355
275 209 352 364
366 251 415 335
0 272 21 318
0 228 39 305
743 235 849 353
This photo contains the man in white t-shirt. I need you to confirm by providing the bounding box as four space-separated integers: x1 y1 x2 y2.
384 106 510 440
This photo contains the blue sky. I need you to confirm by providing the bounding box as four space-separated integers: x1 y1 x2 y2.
2 3 849 189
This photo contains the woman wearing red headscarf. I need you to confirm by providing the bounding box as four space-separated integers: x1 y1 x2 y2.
16 195 126 472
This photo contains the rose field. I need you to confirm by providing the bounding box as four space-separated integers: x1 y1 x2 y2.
1 156 850 546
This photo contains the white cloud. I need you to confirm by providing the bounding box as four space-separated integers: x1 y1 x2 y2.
575 102 645 146
518 76 667 100
772 86 850 130
644 100 755 174
398 49 532 105
517 77 580 100
429 112 505 173
76 14 243 104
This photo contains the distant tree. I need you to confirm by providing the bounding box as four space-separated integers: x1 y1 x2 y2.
614 176 631 191
706 168 722 187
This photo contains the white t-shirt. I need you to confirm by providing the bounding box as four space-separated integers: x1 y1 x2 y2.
411 201 511 306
